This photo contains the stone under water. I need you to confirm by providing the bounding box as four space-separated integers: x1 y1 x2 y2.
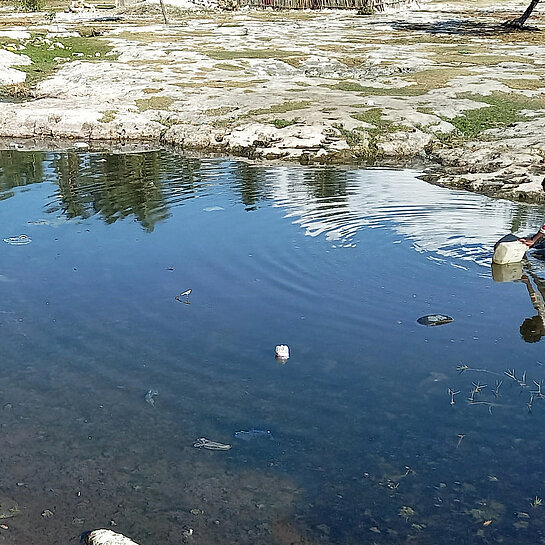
85 529 140 545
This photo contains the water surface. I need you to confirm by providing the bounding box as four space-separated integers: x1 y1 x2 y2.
2 149 545 545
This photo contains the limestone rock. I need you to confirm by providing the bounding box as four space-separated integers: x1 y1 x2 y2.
377 129 432 157
493 234 528 265
85 529 140 545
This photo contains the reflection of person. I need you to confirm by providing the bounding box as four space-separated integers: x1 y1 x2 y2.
519 273 545 343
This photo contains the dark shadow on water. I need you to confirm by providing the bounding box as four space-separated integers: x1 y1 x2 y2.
389 19 539 36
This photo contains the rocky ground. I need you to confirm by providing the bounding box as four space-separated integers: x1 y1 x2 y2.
0 0 544 201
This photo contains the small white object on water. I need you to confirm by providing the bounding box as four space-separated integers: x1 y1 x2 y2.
145 389 158 407
85 529 140 545
193 437 231 450
275 345 289 360
175 289 192 303
3 234 31 245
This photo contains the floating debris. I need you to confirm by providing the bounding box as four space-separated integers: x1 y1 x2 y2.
0 502 20 520
145 390 158 407
175 289 192 304
456 433 465 449
193 437 231 451
417 314 453 327
399 506 415 521
234 429 274 441
275 345 289 360
3 234 31 246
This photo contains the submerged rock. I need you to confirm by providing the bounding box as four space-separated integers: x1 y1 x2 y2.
417 314 453 326
234 429 274 441
85 529 140 545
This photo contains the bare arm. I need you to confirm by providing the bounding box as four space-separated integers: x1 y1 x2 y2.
520 225 545 247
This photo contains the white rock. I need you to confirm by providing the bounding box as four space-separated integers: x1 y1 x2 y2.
0 66 27 85
493 234 528 265
85 529 140 545
0 30 31 40
0 48 31 67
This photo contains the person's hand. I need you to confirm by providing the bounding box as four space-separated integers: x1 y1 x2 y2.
519 237 535 247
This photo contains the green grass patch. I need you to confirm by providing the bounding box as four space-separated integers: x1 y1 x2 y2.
500 78 545 90
98 110 117 123
282 57 304 69
416 106 435 115
214 62 244 71
332 123 371 156
449 92 545 138
6 34 116 88
135 96 174 112
326 81 426 96
271 118 297 129
432 51 533 66
351 107 410 133
0 82 32 100
247 100 311 116
205 106 239 116
173 80 264 89
404 68 474 90
203 49 301 60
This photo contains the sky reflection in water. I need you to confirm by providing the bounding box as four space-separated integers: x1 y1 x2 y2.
2 149 545 545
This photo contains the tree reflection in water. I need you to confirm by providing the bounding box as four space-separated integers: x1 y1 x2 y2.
0 150 198 232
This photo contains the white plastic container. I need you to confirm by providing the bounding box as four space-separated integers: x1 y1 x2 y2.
492 234 528 265
275 345 289 360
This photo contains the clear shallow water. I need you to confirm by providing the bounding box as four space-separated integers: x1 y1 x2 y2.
2 150 545 544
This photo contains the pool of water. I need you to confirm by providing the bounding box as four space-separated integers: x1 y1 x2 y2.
2 149 545 545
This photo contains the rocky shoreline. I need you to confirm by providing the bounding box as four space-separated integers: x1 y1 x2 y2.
0 0 544 201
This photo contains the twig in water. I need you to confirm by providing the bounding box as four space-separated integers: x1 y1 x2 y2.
470 382 487 399
456 434 465 449
493 380 503 399
467 401 502 414
448 388 460 405
456 364 501 376
531 380 545 400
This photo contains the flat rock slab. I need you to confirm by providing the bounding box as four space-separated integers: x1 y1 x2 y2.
0 0 544 201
